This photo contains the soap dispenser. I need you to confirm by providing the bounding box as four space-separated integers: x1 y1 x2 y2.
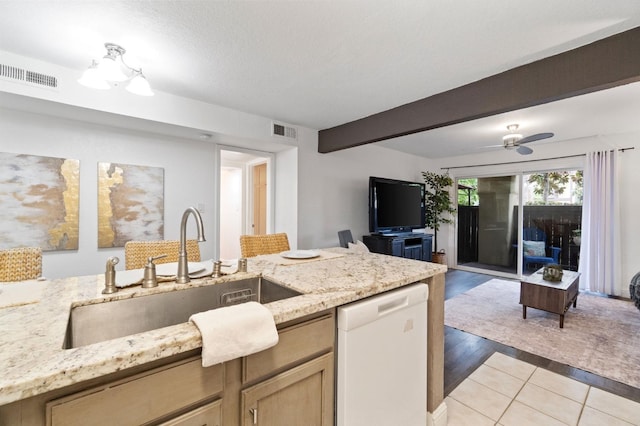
142 254 167 288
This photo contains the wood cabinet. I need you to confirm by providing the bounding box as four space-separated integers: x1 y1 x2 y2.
46 357 224 426
1 310 335 426
159 400 222 426
240 311 335 425
241 354 333 426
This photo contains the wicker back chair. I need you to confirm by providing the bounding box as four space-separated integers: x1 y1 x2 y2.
239 233 290 258
0 247 42 282
124 240 201 270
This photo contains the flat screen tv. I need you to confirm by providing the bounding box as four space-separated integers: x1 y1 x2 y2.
369 176 426 234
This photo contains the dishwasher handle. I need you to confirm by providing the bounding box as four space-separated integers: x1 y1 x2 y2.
337 283 428 331
377 295 409 317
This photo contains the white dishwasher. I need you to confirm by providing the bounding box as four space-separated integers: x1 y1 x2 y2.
337 283 428 426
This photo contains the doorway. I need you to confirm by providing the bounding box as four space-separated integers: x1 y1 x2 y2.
219 149 273 260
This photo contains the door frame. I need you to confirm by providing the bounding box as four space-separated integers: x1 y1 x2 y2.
216 145 275 259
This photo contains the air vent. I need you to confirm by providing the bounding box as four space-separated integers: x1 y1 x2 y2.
272 122 297 140
0 64 58 89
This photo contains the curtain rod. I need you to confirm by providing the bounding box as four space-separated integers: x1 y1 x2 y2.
441 147 634 171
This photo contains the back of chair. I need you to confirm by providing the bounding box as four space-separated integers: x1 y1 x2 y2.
0 247 42 282
124 240 201 270
239 233 290 258
523 227 546 242
338 230 354 248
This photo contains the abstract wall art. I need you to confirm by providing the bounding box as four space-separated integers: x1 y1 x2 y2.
98 162 164 248
0 152 80 251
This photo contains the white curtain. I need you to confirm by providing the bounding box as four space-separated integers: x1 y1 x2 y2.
579 150 622 295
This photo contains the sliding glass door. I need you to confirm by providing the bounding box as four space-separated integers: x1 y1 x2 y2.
520 170 583 275
457 175 519 274
456 169 582 277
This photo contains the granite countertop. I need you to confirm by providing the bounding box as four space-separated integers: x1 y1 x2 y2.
0 248 446 406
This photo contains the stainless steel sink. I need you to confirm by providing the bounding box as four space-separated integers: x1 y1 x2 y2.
63 277 301 349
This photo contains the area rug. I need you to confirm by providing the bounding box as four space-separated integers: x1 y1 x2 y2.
445 279 640 389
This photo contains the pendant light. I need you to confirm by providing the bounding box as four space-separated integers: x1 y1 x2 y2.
78 43 154 96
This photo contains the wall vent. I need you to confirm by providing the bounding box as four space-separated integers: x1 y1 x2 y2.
272 122 297 140
0 64 58 89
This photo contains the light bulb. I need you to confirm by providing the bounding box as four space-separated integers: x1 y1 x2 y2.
126 72 154 96
78 61 110 90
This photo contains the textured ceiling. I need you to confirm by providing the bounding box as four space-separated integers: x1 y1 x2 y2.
1 1 640 158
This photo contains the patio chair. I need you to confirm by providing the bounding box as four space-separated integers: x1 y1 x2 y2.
520 227 561 270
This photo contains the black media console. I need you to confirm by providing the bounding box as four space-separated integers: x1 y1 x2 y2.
363 233 433 262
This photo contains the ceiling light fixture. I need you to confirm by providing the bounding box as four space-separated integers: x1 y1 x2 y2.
78 43 153 96
502 124 523 149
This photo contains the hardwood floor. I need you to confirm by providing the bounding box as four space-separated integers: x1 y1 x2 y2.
444 269 640 403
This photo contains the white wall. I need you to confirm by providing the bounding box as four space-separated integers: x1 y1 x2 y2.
219 166 243 260
0 103 427 278
0 51 312 278
275 146 299 248
297 138 436 249
0 108 220 278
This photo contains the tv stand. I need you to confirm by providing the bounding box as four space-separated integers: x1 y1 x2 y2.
363 233 433 262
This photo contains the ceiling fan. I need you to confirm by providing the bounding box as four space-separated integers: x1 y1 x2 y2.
490 124 554 155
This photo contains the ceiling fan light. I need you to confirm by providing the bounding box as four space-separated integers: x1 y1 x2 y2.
502 133 522 142
126 73 154 96
96 55 129 82
78 61 110 90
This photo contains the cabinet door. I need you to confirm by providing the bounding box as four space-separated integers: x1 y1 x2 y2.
404 245 422 260
241 353 333 426
159 399 222 426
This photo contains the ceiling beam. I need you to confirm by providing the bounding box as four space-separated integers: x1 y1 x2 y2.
318 26 640 153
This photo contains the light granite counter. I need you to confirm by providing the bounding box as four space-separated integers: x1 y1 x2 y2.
0 248 446 407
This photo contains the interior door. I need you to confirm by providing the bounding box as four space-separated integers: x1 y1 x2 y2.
252 163 267 235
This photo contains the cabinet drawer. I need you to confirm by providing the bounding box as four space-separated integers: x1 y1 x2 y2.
159 399 222 426
47 358 223 426
243 311 334 383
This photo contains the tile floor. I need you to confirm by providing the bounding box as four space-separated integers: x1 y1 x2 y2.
446 352 640 426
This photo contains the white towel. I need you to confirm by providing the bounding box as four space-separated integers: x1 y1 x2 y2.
189 301 279 367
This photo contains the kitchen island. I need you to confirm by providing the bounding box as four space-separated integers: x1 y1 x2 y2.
0 248 446 425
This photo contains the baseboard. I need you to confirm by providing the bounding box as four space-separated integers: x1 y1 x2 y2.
427 400 447 426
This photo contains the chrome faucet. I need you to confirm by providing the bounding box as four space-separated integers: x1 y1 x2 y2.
177 207 206 284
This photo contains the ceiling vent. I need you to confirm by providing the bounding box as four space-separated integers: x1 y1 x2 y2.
271 122 297 140
0 64 58 89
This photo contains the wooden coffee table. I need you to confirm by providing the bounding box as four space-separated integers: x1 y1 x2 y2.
520 268 581 328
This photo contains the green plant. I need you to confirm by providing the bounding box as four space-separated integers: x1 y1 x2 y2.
422 171 456 252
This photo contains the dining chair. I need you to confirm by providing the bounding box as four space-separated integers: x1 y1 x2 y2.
124 240 201 270
0 247 42 282
239 233 290 257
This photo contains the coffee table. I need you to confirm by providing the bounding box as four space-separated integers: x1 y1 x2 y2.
520 268 581 328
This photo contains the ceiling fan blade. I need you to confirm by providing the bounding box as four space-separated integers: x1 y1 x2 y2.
518 132 554 145
517 145 533 155
482 144 504 148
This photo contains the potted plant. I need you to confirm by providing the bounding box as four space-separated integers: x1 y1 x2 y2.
422 171 456 264
572 229 581 246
